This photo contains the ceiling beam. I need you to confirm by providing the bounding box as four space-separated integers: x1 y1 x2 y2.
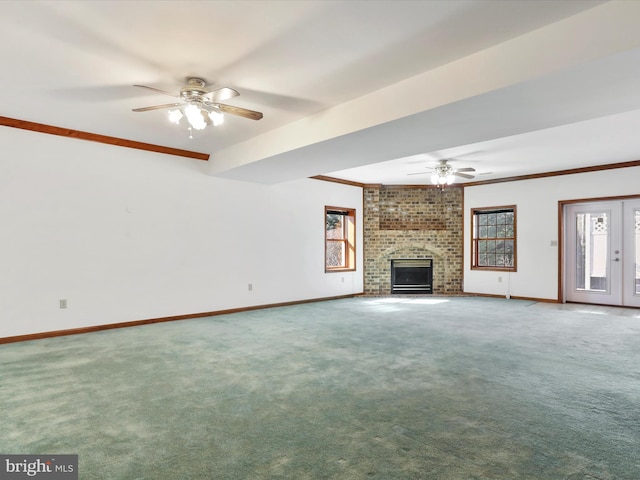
208 1 640 183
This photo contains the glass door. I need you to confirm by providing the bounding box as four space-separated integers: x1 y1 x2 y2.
622 200 640 307
565 202 622 305
565 199 640 307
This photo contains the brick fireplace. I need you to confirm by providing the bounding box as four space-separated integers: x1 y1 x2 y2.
363 185 463 295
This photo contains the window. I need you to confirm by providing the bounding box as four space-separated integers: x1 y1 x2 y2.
325 207 356 271
471 206 516 271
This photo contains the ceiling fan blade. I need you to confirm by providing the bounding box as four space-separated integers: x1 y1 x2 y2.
216 103 263 120
133 84 181 98
454 172 475 179
204 87 240 103
406 172 430 176
132 103 183 112
456 167 476 172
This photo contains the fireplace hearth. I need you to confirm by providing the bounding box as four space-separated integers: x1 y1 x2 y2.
391 259 433 294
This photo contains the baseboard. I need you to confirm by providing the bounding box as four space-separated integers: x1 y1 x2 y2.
0 293 362 345
463 292 560 303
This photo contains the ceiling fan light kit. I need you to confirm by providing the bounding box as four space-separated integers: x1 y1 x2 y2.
132 77 263 136
431 161 457 185
168 103 224 131
431 171 456 185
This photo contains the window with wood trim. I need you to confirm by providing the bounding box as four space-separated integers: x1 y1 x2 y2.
471 206 517 271
325 207 356 271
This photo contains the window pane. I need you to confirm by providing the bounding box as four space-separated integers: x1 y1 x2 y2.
504 240 514 254
487 226 496 238
326 213 342 228
478 240 487 253
326 228 344 240
479 226 488 238
326 241 345 267
487 213 497 226
505 224 514 237
326 214 344 239
574 212 608 292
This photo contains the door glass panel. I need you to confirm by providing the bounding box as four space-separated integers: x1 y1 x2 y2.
575 212 609 292
635 209 640 295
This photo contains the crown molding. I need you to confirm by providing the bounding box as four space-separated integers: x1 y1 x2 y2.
0 115 210 161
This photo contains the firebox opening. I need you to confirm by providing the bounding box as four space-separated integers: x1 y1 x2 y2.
391 259 433 294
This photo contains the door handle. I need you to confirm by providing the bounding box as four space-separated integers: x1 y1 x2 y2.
614 258 620 262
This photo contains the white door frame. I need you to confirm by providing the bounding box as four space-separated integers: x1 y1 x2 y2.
560 195 640 307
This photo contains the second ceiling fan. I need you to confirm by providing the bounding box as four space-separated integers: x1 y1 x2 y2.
409 159 475 185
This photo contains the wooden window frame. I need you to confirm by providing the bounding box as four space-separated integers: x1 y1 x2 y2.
471 205 517 272
325 206 356 272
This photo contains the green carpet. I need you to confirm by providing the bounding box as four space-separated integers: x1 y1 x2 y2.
1 297 639 479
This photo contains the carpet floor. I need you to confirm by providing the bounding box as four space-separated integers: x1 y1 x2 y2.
1 297 639 479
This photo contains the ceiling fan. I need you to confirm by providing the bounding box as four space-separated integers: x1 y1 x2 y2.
132 77 263 132
408 159 476 185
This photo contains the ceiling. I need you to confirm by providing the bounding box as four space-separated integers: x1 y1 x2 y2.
3 0 640 185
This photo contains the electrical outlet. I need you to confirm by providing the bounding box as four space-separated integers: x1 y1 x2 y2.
341 277 345 283
498 276 502 283
59 299 67 309
248 283 253 291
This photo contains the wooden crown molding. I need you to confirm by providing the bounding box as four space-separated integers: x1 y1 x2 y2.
313 161 640 189
310 175 366 188
464 160 640 187
380 184 463 190
0 116 210 161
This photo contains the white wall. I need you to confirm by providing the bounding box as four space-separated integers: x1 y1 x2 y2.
463 166 640 300
0 127 363 338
